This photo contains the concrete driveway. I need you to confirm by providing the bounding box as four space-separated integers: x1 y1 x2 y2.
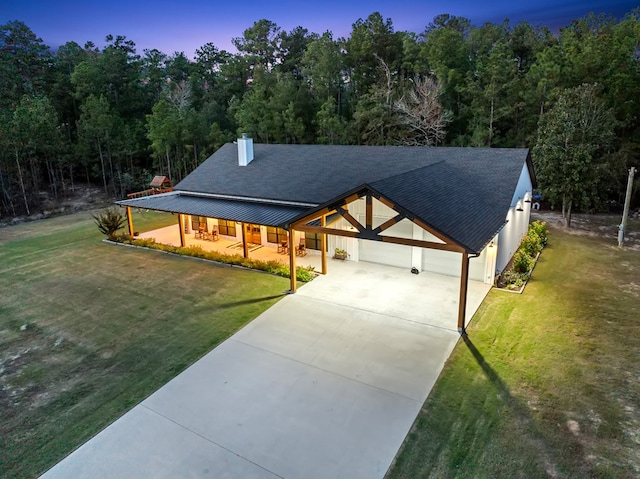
41 260 490 479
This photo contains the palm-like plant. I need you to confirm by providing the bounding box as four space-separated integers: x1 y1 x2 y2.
93 208 126 240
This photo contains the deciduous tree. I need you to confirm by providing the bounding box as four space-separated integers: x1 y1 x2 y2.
394 76 451 145
533 84 617 226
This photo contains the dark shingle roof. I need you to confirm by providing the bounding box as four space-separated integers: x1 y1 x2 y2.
146 143 532 253
369 160 512 252
177 144 474 203
116 192 308 227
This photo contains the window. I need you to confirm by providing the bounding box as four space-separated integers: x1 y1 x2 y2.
191 216 207 232
218 219 236 236
266 227 287 244
305 233 323 251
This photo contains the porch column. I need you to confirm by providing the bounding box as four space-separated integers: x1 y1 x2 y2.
321 215 327 275
241 222 249 258
289 228 297 292
178 214 186 247
126 206 134 236
457 251 469 333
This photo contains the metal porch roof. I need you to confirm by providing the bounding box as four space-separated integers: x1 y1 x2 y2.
116 192 311 228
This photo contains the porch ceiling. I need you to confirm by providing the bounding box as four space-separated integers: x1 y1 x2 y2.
116 192 311 227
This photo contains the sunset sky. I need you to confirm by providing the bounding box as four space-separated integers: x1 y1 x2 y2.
1 0 637 57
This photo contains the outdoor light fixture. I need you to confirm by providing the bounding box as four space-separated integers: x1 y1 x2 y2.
489 240 495 248
516 199 524 212
524 192 532 203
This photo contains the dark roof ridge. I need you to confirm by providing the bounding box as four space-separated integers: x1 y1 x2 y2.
373 159 447 184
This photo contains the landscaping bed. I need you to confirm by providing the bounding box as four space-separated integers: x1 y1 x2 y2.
111 235 317 283
495 220 548 292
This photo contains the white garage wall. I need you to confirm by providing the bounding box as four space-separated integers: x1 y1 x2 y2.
328 218 359 261
380 218 413 239
347 197 366 218
496 163 534 273
335 193 504 284
468 248 486 282
469 241 498 284
358 217 413 268
359 240 412 268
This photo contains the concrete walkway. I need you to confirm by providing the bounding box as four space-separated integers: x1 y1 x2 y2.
41 261 490 479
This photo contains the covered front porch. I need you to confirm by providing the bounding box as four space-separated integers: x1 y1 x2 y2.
136 223 323 271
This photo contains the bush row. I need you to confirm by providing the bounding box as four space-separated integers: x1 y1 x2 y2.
502 220 548 288
113 235 316 282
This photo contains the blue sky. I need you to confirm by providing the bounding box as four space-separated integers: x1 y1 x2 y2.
1 0 637 57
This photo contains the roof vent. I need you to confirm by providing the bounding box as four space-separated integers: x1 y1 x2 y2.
237 133 254 166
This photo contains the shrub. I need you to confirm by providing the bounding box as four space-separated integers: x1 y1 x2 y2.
115 236 317 282
529 220 548 246
513 250 534 273
130 237 156 248
93 208 126 240
497 220 548 290
296 266 316 282
520 231 542 257
501 270 529 288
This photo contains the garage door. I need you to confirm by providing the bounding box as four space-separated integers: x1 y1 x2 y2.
359 218 413 268
422 249 459 278
359 240 412 268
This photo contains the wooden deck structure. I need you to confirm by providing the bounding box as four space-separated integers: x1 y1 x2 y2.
127 176 174 199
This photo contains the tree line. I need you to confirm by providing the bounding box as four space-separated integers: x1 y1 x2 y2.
0 10 639 219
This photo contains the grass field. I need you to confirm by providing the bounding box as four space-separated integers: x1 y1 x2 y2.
0 210 290 478
386 221 640 478
3 209 639 478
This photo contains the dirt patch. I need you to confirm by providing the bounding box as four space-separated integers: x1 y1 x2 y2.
0 184 112 229
532 210 640 251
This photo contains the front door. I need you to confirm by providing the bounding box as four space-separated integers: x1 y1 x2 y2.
245 224 262 244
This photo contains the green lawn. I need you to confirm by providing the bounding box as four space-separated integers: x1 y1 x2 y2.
0 210 290 479
386 224 640 478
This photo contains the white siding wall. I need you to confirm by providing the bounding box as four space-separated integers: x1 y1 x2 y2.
469 240 498 284
333 190 516 285
359 218 413 268
496 163 534 273
328 218 359 261
468 248 486 282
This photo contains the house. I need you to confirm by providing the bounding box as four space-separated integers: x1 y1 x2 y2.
116 135 535 332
